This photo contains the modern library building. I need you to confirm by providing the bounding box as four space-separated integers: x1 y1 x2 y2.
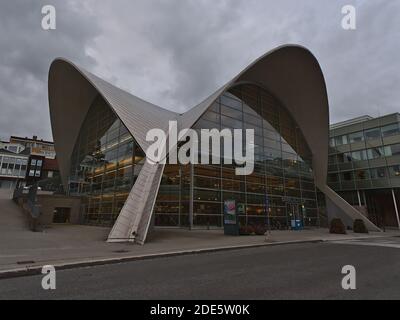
48 45 380 244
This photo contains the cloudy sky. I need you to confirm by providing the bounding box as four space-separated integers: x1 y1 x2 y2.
0 0 399 141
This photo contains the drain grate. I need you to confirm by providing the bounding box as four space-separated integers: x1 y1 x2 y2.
17 260 36 265
112 250 130 253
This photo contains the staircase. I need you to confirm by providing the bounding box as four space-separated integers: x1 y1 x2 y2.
107 161 165 244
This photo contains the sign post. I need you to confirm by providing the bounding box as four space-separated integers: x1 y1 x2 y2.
223 199 239 236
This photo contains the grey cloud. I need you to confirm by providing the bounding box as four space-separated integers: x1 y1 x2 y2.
0 0 100 141
0 0 399 141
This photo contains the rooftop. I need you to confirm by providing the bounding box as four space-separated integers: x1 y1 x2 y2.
330 115 374 130
0 148 28 157
330 112 400 130
10 135 54 145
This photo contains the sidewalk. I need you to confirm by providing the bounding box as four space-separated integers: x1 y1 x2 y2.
0 189 399 277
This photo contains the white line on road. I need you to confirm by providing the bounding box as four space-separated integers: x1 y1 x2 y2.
333 238 400 249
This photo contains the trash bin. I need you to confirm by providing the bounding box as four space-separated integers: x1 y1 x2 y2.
291 219 303 230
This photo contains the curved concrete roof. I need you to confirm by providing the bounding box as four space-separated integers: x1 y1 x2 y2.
48 59 178 186
48 44 380 243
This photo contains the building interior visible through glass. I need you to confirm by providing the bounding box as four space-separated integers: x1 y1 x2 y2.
69 84 320 229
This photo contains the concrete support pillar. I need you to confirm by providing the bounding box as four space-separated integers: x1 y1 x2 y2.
362 190 367 206
357 190 362 207
189 164 194 230
391 189 400 230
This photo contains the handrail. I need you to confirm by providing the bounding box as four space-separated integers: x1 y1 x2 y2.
27 184 40 228
13 184 41 231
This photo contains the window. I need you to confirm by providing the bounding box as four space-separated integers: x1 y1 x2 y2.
384 144 400 157
355 169 369 180
367 147 384 160
221 105 242 120
327 173 339 182
202 111 220 124
221 115 242 129
1 158 7 175
389 165 400 178
343 152 353 162
381 123 400 137
7 158 15 175
243 113 262 127
281 142 296 154
220 94 242 110
20 159 27 173
389 165 400 177
348 131 364 143
351 150 367 161
329 138 335 147
264 129 280 141
341 171 354 181
7 146 18 153
328 155 336 164
334 135 348 146
364 128 381 140
31 159 37 166
370 167 387 179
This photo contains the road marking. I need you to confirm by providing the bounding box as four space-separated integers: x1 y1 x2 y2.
333 238 400 249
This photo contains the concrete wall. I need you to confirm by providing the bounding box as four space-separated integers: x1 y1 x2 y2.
36 194 82 225
17 193 82 226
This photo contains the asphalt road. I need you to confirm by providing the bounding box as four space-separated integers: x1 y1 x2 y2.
0 238 399 300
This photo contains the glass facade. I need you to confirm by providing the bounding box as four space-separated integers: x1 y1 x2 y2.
328 115 400 191
69 86 319 229
328 114 400 228
154 84 319 230
68 95 145 225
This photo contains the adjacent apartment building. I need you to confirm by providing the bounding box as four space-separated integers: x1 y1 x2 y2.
328 113 400 229
0 136 59 189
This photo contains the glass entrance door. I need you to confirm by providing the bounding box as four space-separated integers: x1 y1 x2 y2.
287 203 303 230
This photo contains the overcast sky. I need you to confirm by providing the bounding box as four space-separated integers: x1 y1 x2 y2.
0 0 399 141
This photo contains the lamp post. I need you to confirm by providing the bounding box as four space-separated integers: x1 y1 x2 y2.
265 192 271 240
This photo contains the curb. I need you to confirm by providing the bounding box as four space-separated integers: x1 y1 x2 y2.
0 239 322 280
0 233 397 280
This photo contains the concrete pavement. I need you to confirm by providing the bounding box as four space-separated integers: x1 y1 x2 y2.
0 189 399 277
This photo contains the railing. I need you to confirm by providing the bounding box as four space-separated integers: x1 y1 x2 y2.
13 183 41 232
37 175 65 194
27 184 39 215
12 185 24 202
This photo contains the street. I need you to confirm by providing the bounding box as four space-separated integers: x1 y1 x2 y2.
0 237 399 300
